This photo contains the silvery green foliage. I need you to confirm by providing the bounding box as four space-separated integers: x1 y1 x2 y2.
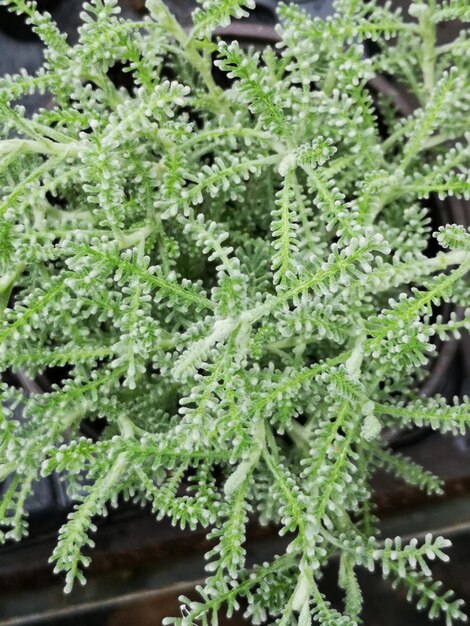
0 0 469 623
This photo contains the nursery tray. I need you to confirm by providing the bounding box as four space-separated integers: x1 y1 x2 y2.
0 432 470 625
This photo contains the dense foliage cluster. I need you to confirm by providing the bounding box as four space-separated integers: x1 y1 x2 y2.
0 0 469 623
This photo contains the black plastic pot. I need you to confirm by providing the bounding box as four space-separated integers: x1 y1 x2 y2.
0 0 63 40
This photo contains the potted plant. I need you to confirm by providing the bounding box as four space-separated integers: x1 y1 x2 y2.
0 0 469 624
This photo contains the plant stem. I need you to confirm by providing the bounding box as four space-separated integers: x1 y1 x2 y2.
418 3 437 100
0 139 82 158
149 0 233 119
